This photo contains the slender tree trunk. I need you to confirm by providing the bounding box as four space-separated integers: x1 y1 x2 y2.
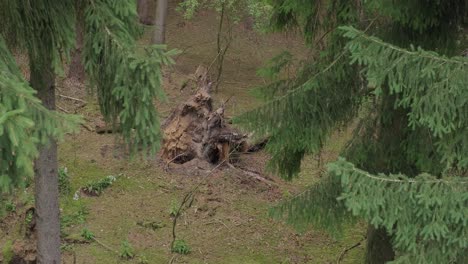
137 0 156 25
152 0 168 44
216 3 225 55
30 46 61 263
68 0 85 81
137 0 148 24
365 226 395 264
213 4 232 93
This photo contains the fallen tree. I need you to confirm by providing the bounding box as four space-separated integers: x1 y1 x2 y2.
161 65 248 165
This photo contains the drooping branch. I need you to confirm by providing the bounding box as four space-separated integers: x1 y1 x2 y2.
83 0 177 155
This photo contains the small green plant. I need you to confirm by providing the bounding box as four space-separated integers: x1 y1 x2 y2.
82 175 117 196
281 189 292 199
136 220 165 231
169 199 179 217
119 240 135 260
61 202 89 236
172 239 190 255
2 240 13 263
58 167 71 195
80 228 95 241
60 243 74 252
61 202 88 229
19 192 34 207
5 200 16 213
138 255 149 264
25 210 33 225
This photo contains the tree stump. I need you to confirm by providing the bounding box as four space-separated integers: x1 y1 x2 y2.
161 65 247 165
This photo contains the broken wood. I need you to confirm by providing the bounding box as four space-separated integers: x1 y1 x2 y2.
180 64 211 92
227 163 277 186
337 236 367 263
161 65 248 165
58 94 86 104
81 123 94 132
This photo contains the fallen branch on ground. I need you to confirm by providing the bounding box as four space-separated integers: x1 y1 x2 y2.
165 152 188 171
59 94 86 104
336 236 367 264
92 237 120 256
81 123 95 132
227 163 277 186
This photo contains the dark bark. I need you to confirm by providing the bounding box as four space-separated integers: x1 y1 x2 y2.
152 0 168 44
30 46 61 263
365 226 395 264
68 0 86 81
213 4 233 92
137 0 156 25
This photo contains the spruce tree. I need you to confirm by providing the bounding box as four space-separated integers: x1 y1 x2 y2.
0 0 174 262
238 0 468 263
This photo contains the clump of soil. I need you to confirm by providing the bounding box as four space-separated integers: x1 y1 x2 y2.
0 208 37 264
8 240 37 264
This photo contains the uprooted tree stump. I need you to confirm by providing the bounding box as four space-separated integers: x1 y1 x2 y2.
161 65 248 166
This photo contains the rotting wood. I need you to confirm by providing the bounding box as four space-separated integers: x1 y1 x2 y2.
161 65 248 165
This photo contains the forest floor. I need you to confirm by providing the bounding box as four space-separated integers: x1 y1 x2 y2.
1 2 366 263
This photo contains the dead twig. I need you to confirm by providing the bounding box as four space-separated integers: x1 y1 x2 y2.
81 123 95 132
227 163 277 186
57 105 70 114
169 149 239 256
57 106 94 132
59 94 86 104
168 255 177 264
204 219 230 230
207 50 222 74
336 236 367 264
222 95 233 106
170 159 228 251
165 152 188 172
216 219 229 230
92 236 120 256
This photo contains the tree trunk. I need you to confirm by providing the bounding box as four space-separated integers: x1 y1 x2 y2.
30 47 61 263
365 226 395 264
68 0 85 81
137 0 156 25
152 0 168 44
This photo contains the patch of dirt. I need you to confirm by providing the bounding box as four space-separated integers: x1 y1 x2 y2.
9 239 37 264
0 206 37 264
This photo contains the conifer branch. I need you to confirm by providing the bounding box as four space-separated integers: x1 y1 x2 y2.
83 0 176 155
239 18 378 122
331 158 468 184
342 27 468 66
341 26 468 169
328 158 468 263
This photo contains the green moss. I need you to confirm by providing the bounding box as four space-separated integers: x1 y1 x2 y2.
88 244 116 263
2 240 13 263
